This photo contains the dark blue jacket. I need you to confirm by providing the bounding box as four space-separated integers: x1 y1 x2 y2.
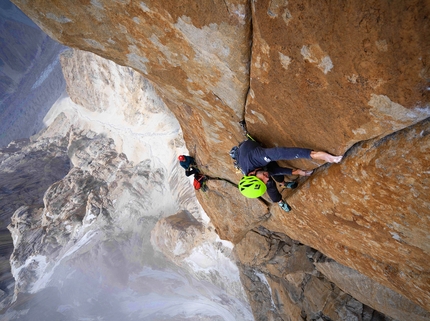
179 156 196 170
237 140 311 202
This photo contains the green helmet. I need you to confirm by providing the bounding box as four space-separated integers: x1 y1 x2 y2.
238 175 267 198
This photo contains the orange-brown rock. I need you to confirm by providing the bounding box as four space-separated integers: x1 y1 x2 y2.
247 0 430 157
197 179 269 244
315 259 430 321
12 0 430 313
263 119 430 310
12 0 252 176
233 226 428 320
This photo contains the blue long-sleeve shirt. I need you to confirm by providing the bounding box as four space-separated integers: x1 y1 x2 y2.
237 140 311 202
179 156 196 170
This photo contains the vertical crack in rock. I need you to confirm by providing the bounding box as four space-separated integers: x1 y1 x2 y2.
5 0 430 318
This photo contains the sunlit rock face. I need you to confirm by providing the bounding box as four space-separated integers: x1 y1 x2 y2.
2 49 253 320
262 119 430 311
196 179 270 244
12 0 252 175
247 0 429 154
11 0 430 315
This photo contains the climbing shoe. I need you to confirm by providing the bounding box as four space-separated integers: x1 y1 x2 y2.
282 181 298 189
278 201 291 212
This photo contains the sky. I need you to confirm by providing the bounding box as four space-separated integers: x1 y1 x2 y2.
0 0 66 147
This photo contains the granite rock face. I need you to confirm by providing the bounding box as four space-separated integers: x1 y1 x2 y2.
247 0 430 155
262 119 430 311
315 260 430 321
12 0 252 175
196 179 270 244
11 0 430 315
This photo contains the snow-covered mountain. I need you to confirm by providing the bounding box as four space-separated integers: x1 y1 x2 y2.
1 45 252 320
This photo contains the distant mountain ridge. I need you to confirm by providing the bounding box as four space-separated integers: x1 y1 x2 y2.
1 48 253 320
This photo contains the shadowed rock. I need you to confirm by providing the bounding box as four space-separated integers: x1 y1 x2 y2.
0 137 70 302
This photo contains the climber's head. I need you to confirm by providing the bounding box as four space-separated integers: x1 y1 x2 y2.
238 175 267 198
178 155 185 162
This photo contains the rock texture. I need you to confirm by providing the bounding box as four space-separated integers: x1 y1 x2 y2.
262 118 430 310
151 210 248 301
2 49 253 320
234 226 430 321
197 179 270 243
0 136 71 308
315 260 430 321
7 118 147 295
247 0 429 155
9 0 430 316
12 0 252 174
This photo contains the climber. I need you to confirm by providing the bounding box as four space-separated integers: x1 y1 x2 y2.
178 155 199 177
236 139 342 212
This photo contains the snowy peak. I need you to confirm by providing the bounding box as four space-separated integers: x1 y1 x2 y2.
2 49 253 320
